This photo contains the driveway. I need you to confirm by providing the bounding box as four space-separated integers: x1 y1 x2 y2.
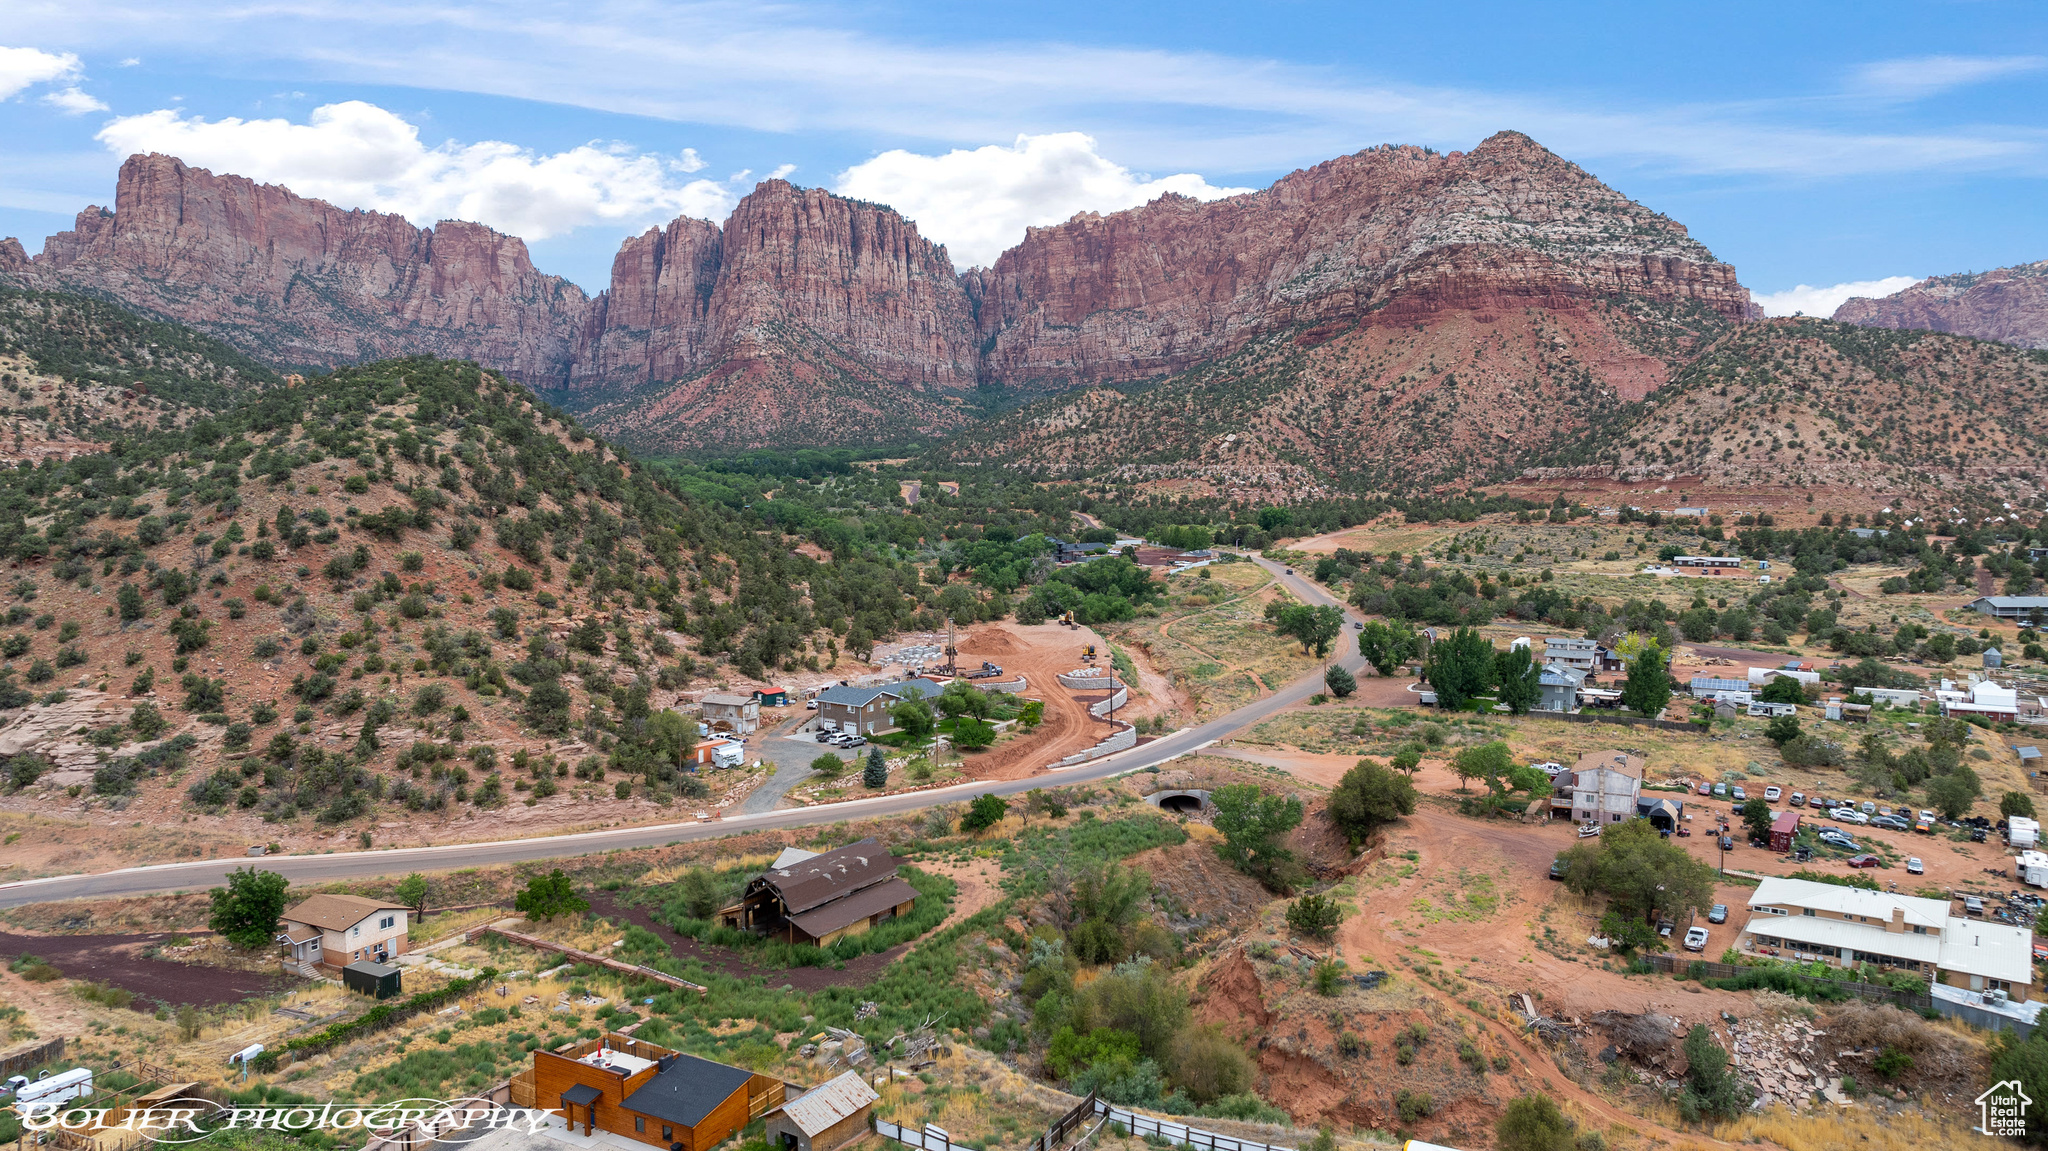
741 724 844 814
0 554 1368 907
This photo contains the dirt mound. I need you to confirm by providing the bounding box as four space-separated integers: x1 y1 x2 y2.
1137 840 1273 935
959 627 1022 655
1193 950 1273 1035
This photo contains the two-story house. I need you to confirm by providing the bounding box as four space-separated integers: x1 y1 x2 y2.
1739 876 2033 1000
697 693 761 735
1560 751 1643 825
1536 662 1584 713
814 677 947 736
276 894 409 974
1541 637 1599 677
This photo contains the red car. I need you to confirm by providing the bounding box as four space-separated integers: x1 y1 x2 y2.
1846 854 1882 868
1697 782 1713 796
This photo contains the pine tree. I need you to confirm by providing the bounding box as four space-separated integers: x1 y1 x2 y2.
863 745 888 789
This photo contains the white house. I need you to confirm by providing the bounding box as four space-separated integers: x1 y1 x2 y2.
278 894 409 974
1937 678 2021 722
1738 876 2033 1000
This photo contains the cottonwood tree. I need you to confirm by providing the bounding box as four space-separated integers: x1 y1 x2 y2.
1211 783 1304 891
1425 626 1494 710
208 867 290 949
1557 819 1715 924
1494 645 1540 715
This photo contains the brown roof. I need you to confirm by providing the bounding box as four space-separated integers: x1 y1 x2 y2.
280 894 408 932
771 1072 878 1136
751 837 897 914
788 877 919 940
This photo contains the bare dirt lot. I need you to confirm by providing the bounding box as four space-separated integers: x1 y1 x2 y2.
950 623 1129 781
0 928 295 1008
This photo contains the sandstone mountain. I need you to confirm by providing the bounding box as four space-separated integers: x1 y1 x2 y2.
1833 260 2048 350
3 133 1759 455
0 154 589 381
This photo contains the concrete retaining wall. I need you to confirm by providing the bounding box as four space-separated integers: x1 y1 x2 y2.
1056 669 1116 690
981 676 1029 693
1088 686 1129 717
1049 722 1137 769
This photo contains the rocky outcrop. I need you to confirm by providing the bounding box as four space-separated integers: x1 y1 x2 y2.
4 134 1761 453
8 153 590 383
966 131 1756 390
1833 260 2048 349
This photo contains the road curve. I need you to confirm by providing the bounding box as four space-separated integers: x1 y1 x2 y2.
0 556 1365 908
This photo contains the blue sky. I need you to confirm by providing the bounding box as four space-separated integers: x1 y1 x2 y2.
2 0 2045 314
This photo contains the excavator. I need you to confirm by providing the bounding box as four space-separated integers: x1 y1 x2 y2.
1081 643 1097 662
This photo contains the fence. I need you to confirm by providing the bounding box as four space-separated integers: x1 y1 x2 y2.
1092 1100 1294 1151
0 1035 63 1077
466 926 707 994
359 1084 514 1151
1932 998 2036 1041
1549 711 1704 733
1636 953 1933 1011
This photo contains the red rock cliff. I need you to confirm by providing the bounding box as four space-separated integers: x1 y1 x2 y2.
1833 260 2048 350
569 180 978 396
966 131 1755 388
13 153 590 383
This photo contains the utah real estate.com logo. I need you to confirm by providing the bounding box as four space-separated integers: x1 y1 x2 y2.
1979 1079 2034 1138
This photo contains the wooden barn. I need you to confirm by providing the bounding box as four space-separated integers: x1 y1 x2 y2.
718 838 918 948
763 1072 877 1151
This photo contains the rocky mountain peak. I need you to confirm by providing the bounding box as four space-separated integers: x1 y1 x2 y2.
1834 259 2048 349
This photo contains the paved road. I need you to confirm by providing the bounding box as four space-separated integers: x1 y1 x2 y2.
0 557 1366 908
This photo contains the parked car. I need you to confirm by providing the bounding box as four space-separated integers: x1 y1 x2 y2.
1831 809 1870 825
1549 860 1568 881
1860 801 1877 815
1683 926 1710 952
814 728 837 742
1966 896 1986 916
1731 786 1748 801
1789 792 1806 807
1972 827 1990 843
1708 904 1729 924
1697 782 1714 796
1914 820 1936 835
1764 786 1782 802
830 732 867 748
1657 918 1675 938
1713 782 1728 797
1920 810 1938 824
1871 815 1911 831
804 700 818 710
1719 835 1735 851
1906 857 1925 875
1818 830 1859 850
1847 854 1881 868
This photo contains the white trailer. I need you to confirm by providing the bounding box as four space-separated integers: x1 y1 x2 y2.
5 1066 94 1109
2011 816 2040 850
2019 851 2048 889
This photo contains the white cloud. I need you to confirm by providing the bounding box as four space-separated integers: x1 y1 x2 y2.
94 100 735 241
1854 54 2047 100
1752 276 1920 318
836 133 1253 267
0 45 81 99
41 86 107 114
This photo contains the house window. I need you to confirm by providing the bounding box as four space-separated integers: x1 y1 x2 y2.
663 1127 673 1141
1803 909 1816 917
635 1118 645 1134
352 925 361 936
379 916 396 930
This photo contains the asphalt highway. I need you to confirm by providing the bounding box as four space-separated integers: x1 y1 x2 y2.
0 556 1367 908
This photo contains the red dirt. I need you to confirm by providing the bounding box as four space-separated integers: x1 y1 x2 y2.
950 624 1126 782
0 929 293 1008
958 627 1022 656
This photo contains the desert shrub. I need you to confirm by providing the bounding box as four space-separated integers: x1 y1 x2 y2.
1396 1089 1433 1123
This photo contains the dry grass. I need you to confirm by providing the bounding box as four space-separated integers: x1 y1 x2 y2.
1111 562 1323 721
1716 1107 1998 1150
408 905 509 945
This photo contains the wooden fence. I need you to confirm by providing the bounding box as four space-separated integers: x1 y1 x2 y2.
465 926 707 994
1637 953 1933 1011
359 1083 513 1151
0 1035 64 1077
1026 1092 1099 1151
1091 1101 1294 1151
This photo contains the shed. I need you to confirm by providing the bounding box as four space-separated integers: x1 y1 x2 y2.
763 1072 878 1151
341 960 402 999
1769 811 1802 853
1636 798 1682 832
753 687 791 708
